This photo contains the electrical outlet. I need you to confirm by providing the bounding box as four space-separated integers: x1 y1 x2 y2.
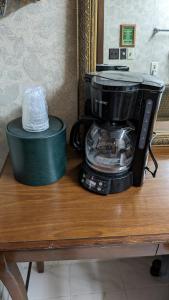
120 48 127 59
127 48 135 60
150 62 159 76
109 48 119 60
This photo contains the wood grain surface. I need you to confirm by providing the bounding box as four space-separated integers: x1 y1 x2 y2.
0 147 169 251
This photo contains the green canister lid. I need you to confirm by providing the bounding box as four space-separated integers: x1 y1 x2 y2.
7 116 64 138
6 116 67 186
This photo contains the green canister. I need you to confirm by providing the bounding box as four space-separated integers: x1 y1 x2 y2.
6 116 66 186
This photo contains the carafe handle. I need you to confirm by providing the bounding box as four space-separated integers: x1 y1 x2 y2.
70 117 96 152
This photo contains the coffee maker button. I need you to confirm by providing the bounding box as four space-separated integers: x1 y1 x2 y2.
97 187 102 192
81 179 85 183
99 182 103 186
83 173 86 178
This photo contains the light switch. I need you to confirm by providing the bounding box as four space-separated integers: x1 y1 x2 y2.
109 48 119 60
120 48 127 59
127 48 135 60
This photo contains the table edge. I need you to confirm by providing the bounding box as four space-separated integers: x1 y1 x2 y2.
1 234 169 251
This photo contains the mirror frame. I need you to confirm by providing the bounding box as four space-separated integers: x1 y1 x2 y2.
78 0 169 145
77 0 98 116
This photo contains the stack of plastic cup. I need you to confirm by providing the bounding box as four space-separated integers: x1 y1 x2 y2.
22 86 49 132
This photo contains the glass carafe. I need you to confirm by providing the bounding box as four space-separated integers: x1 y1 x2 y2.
85 122 135 174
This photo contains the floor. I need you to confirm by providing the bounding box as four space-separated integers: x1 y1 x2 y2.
1 257 169 300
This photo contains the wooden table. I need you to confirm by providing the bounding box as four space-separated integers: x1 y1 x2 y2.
0 147 169 299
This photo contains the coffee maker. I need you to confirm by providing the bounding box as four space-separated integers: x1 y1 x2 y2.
70 71 165 195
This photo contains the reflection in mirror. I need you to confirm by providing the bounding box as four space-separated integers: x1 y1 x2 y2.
96 0 169 145
0 0 39 17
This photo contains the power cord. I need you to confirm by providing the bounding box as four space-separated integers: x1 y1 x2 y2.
145 133 158 178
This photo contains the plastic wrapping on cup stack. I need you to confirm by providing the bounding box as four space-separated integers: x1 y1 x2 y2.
22 86 49 132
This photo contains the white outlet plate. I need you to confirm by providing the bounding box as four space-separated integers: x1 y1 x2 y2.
150 62 159 76
127 48 135 60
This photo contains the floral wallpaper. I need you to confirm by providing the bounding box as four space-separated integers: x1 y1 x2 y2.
0 0 77 171
104 0 169 84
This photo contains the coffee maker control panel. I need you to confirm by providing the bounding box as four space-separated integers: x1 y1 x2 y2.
80 164 133 195
80 172 110 195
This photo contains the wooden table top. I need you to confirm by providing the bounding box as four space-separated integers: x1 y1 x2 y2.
0 147 169 251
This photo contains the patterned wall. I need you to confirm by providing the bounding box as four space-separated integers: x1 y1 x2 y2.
104 0 169 84
0 0 77 171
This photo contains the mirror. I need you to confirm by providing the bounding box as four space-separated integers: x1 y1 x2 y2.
0 0 39 17
78 0 169 145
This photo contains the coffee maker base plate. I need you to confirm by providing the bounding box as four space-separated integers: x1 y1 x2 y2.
79 162 133 195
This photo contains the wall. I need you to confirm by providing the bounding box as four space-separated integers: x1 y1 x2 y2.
104 0 169 84
0 0 77 171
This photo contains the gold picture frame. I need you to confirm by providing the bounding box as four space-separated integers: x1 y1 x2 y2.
120 24 136 47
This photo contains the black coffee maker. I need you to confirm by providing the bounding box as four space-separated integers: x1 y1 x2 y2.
70 71 165 195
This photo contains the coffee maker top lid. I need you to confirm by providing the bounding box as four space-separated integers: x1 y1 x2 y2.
92 71 165 91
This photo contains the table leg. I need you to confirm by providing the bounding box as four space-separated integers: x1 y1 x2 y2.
36 262 44 273
0 254 28 300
